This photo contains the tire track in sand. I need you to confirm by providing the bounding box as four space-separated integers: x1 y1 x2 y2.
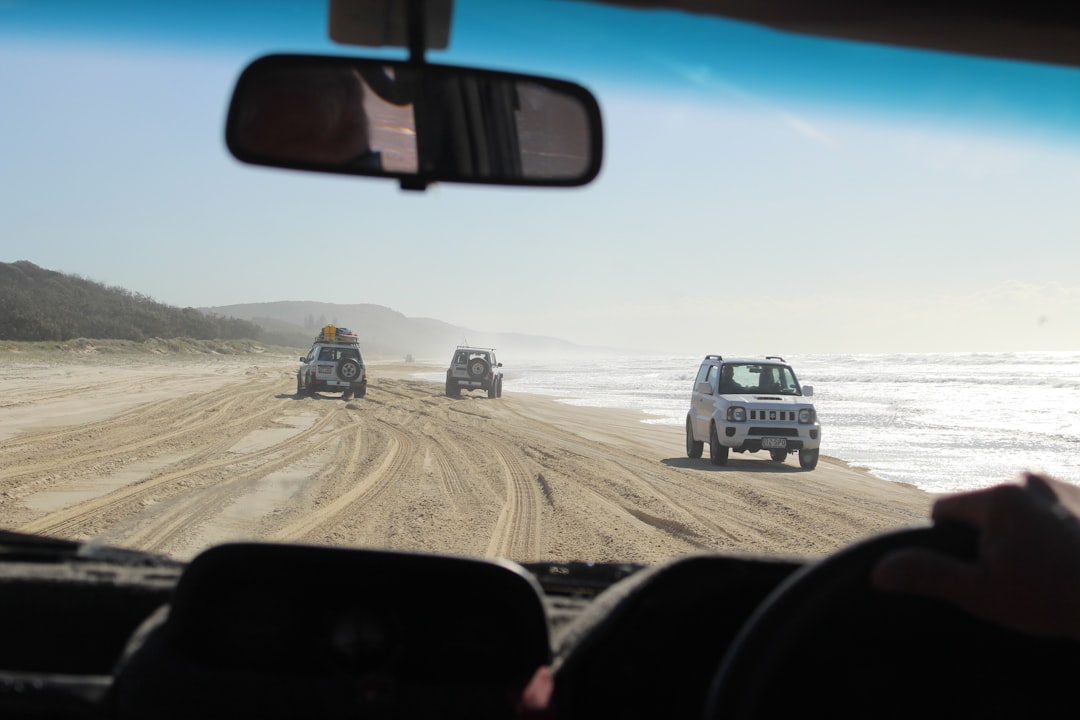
0 381 279 486
266 419 414 542
480 435 543 560
16 407 345 540
116 416 365 554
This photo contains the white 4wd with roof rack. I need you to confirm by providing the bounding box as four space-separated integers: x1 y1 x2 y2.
297 325 367 400
685 355 821 470
445 346 503 399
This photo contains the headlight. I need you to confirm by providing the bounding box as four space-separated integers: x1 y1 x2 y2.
727 407 746 422
799 408 816 423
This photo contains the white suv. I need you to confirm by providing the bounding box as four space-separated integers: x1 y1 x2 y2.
445 346 503 398
685 355 821 469
297 326 367 400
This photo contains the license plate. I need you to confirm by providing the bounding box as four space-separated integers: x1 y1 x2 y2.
762 438 787 449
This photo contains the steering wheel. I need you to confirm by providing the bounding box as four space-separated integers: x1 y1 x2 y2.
704 524 1080 719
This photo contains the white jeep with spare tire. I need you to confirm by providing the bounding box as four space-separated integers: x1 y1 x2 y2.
445 346 503 399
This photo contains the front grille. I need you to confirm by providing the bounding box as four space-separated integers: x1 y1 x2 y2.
750 427 799 437
750 410 796 422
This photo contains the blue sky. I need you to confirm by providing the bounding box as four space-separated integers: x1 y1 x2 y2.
3 0 1080 354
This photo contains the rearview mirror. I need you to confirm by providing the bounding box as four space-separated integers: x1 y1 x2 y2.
225 54 603 190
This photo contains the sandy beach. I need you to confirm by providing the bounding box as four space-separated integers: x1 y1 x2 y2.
0 354 933 563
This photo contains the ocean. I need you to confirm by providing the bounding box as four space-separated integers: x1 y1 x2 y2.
423 351 1080 495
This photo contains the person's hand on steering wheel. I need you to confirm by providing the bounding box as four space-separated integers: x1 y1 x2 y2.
873 471 1080 641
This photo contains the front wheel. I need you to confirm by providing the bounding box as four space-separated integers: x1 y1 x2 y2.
799 448 819 470
686 418 703 458
770 448 787 462
709 425 729 466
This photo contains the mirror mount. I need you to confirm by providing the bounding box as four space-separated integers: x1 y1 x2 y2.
406 0 427 65
329 0 452 53
404 0 430 190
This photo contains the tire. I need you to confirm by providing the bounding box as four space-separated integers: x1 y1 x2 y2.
495 377 503 398
354 385 366 398
446 380 460 398
337 359 362 382
468 358 490 380
686 417 703 458
770 448 787 462
342 389 353 400
488 383 497 399
709 424 729 466
799 448 819 470
296 373 303 395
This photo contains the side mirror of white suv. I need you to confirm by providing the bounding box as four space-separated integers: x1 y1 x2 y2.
695 381 713 395
802 385 814 397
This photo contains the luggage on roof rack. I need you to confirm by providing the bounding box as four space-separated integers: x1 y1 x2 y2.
317 324 359 344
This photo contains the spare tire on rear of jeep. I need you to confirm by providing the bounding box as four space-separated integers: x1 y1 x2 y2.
337 359 362 382
468 358 490 379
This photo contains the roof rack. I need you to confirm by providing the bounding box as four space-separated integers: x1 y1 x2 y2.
315 324 360 344
705 354 723 361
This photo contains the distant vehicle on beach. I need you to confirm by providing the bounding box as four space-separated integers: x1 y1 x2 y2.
686 355 821 469
445 346 503 399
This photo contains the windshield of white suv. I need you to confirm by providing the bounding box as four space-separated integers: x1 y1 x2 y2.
720 365 800 395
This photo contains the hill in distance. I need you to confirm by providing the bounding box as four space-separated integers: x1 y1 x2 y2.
0 261 606 359
202 301 610 360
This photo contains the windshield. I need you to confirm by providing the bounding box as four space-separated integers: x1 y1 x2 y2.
718 364 800 395
2 0 1079 566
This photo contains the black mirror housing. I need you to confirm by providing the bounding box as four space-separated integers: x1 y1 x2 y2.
226 54 603 190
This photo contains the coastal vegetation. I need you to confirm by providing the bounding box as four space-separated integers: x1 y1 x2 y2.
0 261 260 343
